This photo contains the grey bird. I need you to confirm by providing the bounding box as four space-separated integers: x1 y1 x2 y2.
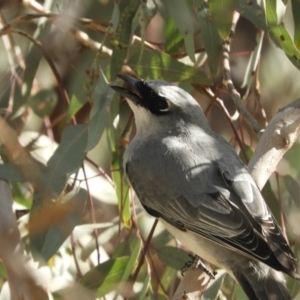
111 74 300 300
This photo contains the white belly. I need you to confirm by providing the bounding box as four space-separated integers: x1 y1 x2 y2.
161 219 245 278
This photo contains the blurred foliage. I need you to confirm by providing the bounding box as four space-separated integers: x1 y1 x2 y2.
0 0 300 299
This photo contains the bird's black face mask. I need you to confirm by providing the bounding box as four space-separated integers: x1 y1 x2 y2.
110 74 170 115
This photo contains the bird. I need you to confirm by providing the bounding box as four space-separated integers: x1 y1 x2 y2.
110 74 300 300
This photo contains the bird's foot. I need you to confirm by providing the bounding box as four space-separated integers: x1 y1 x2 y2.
181 254 216 279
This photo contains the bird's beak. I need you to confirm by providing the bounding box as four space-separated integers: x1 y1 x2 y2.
110 74 142 105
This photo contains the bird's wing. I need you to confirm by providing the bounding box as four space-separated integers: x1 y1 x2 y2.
217 161 298 271
125 142 299 278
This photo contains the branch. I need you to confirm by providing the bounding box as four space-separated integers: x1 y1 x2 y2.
222 12 263 134
0 180 48 300
248 99 300 190
172 259 215 300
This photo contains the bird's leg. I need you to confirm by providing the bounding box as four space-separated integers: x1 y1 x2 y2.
181 254 215 279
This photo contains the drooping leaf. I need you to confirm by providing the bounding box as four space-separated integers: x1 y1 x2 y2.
241 31 264 95
159 266 177 294
164 0 195 62
86 70 114 151
131 0 157 55
112 151 131 229
39 188 87 261
265 0 278 26
283 175 300 207
20 23 52 103
46 124 88 195
208 0 237 40
269 24 300 69
203 269 226 300
79 256 131 297
67 94 87 122
235 0 268 31
137 270 151 300
127 45 212 85
157 246 190 270
265 0 300 70
292 0 300 50
110 0 140 78
197 6 222 75
120 235 142 281
164 16 184 55
0 163 26 182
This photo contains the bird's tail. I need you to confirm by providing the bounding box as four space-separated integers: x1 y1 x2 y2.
234 263 291 300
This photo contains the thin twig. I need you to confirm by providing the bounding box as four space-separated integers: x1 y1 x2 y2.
81 163 101 265
222 12 263 134
124 218 158 300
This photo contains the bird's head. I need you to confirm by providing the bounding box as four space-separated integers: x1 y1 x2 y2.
110 74 209 133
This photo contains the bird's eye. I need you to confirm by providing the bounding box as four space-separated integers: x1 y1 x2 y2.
155 98 169 112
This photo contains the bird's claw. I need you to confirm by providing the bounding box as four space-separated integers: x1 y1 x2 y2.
181 254 216 279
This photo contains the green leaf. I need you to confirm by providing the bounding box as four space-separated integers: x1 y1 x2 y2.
137 271 151 300
110 0 140 78
109 2 120 34
208 0 237 39
39 188 87 261
292 0 300 50
265 0 278 26
131 0 157 62
159 266 177 293
127 45 212 85
197 6 222 75
46 124 88 195
67 94 87 122
79 256 131 296
235 0 268 31
120 235 142 281
235 282 249 300
241 31 264 96
28 89 57 118
164 16 184 55
165 0 195 62
86 70 114 151
21 23 52 102
0 164 26 181
37 124 88 199
112 152 131 229
157 246 190 270
283 175 300 207
203 269 226 300
269 24 300 69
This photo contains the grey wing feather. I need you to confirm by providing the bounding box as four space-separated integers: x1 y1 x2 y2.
125 135 299 278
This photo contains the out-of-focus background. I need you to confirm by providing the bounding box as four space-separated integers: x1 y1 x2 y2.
0 0 300 299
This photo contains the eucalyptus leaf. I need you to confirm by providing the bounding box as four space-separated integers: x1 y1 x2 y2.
208 0 236 40
86 70 114 151
197 6 222 75
39 188 87 261
79 256 131 296
164 0 195 62
292 0 300 50
110 1 140 78
128 45 212 85
67 94 87 122
46 124 88 195
236 0 268 31
157 246 190 270
0 164 26 182
203 269 226 300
